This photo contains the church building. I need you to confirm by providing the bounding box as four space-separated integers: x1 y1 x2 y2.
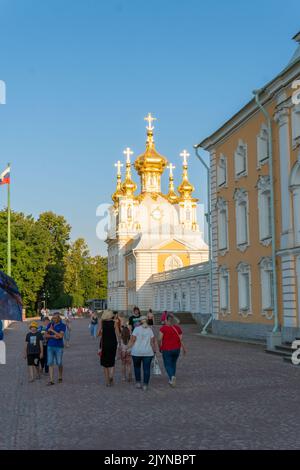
106 114 208 313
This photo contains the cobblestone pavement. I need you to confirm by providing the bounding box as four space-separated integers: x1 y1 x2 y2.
1 318 300 450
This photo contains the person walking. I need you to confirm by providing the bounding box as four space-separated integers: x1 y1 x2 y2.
128 316 157 391
45 313 66 386
24 321 43 382
98 311 119 386
160 310 168 325
128 306 141 333
90 312 98 338
158 314 185 387
38 317 50 374
147 308 154 326
119 323 132 382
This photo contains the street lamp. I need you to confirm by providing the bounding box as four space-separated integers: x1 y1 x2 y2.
194 145 213 335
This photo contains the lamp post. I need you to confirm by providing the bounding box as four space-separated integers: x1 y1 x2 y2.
194 145 213 335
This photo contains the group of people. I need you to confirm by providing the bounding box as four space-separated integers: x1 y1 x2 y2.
24 305 186 390
96 306 185 390
24 313 68 385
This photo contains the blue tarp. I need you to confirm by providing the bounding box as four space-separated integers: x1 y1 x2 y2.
0 270 22 321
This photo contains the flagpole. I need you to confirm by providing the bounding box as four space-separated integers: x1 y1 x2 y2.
7 163 11 277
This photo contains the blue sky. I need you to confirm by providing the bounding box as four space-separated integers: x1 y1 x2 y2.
0 0 299 255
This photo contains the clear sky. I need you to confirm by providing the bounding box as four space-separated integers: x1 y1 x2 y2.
0 0 299 255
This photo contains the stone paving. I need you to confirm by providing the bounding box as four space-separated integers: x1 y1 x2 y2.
1 318 300 450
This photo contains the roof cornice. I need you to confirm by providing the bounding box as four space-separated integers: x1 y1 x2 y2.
198 59 300 151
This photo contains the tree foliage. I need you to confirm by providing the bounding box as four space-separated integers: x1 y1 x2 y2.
0 210 107 314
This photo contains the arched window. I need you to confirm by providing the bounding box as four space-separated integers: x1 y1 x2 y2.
259 257 274 316
257 176 272 245
216 197 228 251
234 140 247 178
127 205 132 219
236 262 251 314
219 265 230 313
217 154 227 186
291 103 300 149
164 255 183 271
234 188 249 250
257 124 269 166
290 158 300 246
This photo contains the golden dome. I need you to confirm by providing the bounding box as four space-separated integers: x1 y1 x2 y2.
134 129 168 176
177 150 197 201
122 147 137 197
167 163 179 204
112 160 124 205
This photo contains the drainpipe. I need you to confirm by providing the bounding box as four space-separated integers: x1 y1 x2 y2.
253 89 280 333
194 146 213 335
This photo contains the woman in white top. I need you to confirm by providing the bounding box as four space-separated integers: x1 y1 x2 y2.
128 316 157 391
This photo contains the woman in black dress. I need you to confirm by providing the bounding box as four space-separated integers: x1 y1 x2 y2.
98 311 119 386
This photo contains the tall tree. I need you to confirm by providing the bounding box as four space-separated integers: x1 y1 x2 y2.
37 212 71 308
0 210 51 313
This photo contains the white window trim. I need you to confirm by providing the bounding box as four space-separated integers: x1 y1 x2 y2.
256 123 269 168
234 188 250 251
217 154 227 187
236 262 252 316
259 257 274 319
216 197 229 255
289 155 300 246
219 265 230 316
292 103 300 150
234 140 248 179
257 175 272 247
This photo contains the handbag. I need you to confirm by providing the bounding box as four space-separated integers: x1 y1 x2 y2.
152 354 162 376
171 326 187 355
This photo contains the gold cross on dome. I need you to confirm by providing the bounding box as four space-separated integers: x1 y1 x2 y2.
180 150 190 166
167 163 176 177
123 147 134 164
144 112 157 131
114 160 123 176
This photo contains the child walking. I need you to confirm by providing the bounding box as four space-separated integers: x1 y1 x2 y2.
119 324 132 382
24 321 43 382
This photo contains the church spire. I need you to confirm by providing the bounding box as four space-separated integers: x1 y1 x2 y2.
178 150 195 201
121 147 137 198
112 160 124 206
167 163 179 204
134 113 168 193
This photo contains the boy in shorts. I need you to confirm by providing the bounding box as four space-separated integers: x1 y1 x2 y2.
24 321 43 382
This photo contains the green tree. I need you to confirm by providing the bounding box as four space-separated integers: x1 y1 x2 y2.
37 212 71 308
0 210 51 314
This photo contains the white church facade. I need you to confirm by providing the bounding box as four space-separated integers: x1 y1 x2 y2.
106 114 209 313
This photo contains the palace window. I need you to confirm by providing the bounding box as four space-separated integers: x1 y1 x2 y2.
257 176 272 244
237 262 251 313
217 154 227 187
234 188 249 250
292 103 300 148
259 257 274 313
165 255 183 271
234 140 247 178
257 124 269 166
216 197 228 251
290 158 300 246
219 266 230 312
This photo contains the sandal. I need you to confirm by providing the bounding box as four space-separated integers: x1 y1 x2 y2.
47 381 55 386
58 378 63 383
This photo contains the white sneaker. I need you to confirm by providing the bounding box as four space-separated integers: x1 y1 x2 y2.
142 385 148 391
170 376 176 387
135 382 142 389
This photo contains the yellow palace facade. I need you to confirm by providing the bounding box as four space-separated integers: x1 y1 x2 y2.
198 32 300 342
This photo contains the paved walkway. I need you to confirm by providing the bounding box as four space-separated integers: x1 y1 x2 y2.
1 319 300 450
